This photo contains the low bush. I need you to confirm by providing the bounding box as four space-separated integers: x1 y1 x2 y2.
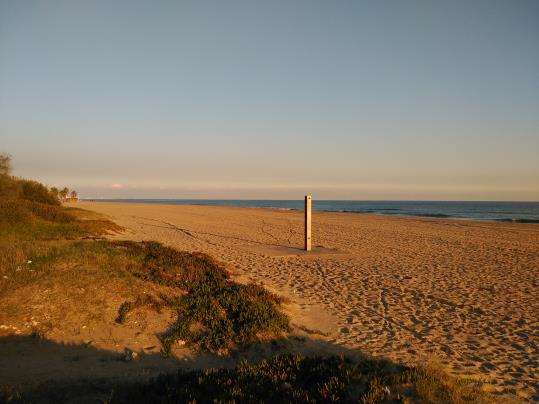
19 179 60 206
109 354 490 403
0 199 121 240
114 241 290 353
0 353 491 403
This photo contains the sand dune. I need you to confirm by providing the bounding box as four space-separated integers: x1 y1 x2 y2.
80 201 539 400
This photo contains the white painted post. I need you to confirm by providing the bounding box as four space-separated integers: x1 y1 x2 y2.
305 195 312 251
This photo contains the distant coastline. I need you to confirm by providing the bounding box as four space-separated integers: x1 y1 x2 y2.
82 199 539 223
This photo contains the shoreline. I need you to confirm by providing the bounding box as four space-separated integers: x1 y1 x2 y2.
78 201 539 398
80 198 539 225
81 199 539 224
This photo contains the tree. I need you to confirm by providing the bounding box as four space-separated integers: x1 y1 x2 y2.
59 187 69 201
0 153 16 199
70 190 78 200
20 179 60 205
0 153 11 176
50 187 59 199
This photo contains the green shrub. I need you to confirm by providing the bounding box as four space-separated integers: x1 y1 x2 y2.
108 354 490 403
0 353 492 403
110 241 230 290
19 179 59 205
112 241 290 354
116 295 162 324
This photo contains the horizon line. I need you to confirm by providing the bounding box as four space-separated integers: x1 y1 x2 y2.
80 197 539 203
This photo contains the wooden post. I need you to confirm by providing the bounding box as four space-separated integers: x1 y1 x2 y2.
304 195 312 251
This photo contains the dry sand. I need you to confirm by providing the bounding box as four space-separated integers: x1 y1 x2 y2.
78 201 539 399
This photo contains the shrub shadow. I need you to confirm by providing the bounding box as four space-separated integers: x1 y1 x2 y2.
0 333 494 403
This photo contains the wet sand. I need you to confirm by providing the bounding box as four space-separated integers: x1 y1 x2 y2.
80 201 539 399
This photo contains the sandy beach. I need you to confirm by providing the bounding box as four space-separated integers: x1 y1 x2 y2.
79 201 539 399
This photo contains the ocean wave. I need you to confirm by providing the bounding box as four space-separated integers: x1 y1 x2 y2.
323 210 453 218
327 209 373 214
415 213 453 218
494 218 539 224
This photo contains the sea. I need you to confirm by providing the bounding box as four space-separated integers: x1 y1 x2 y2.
84 199 539 223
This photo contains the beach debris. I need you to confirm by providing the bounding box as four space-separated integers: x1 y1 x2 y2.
2 276 8 279
123 348 139 362
27 260 32 264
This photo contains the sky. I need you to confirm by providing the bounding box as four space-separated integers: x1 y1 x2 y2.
1 0 538 201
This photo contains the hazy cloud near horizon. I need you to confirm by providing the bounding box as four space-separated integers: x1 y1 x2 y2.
1 0 538 200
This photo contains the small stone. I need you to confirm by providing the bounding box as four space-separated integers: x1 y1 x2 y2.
177 340 186 346
123 348 139 362
27 260 32 264
340 326 350 334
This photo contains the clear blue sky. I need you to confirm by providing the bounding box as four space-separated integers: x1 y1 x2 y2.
1 0 538 200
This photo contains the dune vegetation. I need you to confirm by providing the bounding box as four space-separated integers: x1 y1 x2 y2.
0 153 492 403
0 153 290 354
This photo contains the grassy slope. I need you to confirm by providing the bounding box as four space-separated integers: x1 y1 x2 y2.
0 178 290 354
0 174 492 403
